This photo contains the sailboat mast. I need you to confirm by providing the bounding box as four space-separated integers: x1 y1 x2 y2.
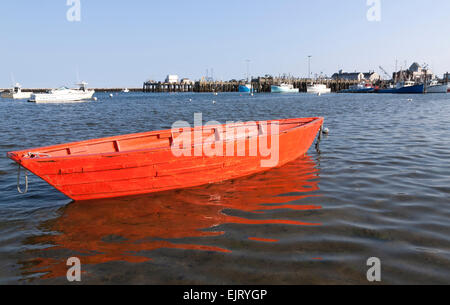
307 56 312 82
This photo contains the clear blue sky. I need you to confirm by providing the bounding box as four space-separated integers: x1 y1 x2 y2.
1 0 449 88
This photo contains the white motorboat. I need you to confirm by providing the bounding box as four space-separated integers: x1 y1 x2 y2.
29 82 95 103
426 80 447 93
122 88 130 93
1 83 33 99
307 83 331 94
271 83 299 93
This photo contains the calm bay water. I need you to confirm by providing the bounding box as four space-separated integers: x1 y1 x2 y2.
0 92 449 284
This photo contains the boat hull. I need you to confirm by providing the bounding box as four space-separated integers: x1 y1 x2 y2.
376 84 424 94
29 90 95 103
8 118 324 201
271 86 299 93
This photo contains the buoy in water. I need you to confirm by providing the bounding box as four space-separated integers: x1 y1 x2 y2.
212 101 216 104
93 97 98 101
407 98 413 102
322 127 330 135
109 94 113 98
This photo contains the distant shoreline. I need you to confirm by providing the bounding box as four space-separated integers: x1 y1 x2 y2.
0 88 143 93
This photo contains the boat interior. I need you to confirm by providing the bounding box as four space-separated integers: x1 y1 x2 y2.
9 118 320 160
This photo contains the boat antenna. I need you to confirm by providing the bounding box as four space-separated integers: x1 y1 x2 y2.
10 72 15 86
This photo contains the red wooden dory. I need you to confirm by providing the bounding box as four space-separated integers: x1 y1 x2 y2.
7 117 324 201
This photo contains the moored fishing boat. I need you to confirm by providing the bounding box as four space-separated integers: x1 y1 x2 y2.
271 84 299 93
29 82 95 103
1 83 32 100
7 117 324 201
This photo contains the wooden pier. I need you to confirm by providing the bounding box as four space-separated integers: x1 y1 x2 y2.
143 77 360 93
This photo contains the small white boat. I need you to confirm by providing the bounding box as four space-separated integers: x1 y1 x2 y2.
426 80 448 93
271 83 299 93
29 82 95 103
122 88 130 93
1 83 33 100
307 83 331 94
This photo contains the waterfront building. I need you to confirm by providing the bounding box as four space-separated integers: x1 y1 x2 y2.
165 75 179 84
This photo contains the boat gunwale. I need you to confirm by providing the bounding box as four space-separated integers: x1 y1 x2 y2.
7 117 323 163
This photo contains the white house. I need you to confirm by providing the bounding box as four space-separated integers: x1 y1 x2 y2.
165 75 179 84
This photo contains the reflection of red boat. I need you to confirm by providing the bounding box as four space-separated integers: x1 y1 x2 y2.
8 117 324 201
22 156 322 280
